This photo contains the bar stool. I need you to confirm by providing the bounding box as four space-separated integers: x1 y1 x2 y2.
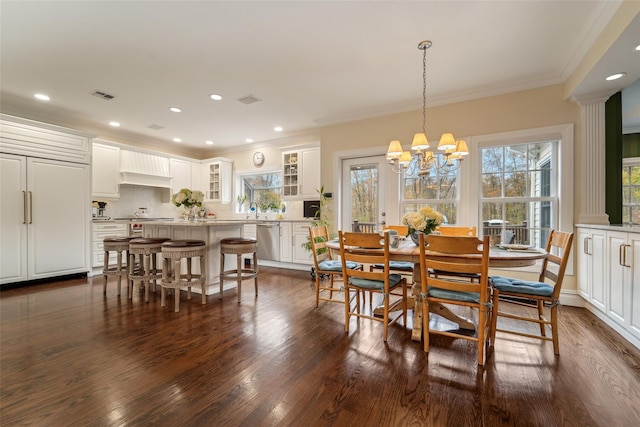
219 237 258 303
128 237 171 302
160 240 207 312
102 236 135 296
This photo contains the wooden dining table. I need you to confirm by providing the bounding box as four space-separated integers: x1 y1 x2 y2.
326 237 548 342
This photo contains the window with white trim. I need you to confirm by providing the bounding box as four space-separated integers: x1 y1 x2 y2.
480 141 557 248
400 161 458 224
622 157 640 225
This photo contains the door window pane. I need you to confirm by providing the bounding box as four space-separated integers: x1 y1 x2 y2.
350 164 378 223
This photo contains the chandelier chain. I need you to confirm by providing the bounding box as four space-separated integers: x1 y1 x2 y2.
422 45 427 134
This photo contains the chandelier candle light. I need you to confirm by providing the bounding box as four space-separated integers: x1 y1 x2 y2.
387 40 469 176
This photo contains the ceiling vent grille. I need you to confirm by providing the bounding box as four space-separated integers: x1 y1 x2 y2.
91 90 115 100
237 94 262 105
148 123 164 130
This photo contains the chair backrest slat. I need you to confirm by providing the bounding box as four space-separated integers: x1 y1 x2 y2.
437 226 477 237
339 231 393 288
309 226 332 266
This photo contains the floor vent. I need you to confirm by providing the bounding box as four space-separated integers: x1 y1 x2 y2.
237 94 262 105
91 90 115 100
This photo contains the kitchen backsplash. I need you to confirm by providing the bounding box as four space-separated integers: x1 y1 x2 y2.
95 185 177 218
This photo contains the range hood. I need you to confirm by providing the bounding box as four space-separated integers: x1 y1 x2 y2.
119 149 172 188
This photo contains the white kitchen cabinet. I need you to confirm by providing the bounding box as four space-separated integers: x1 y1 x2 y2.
577 227 606 310
280 222 292 262
292 222 313 265
170 157 192 194
202 158 232 203
282 148 321 200
92 142 120 199
577 225 640 349
300 147 321 198
1 154 91 284
92 222 128 267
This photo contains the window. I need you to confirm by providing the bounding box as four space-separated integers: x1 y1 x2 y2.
239 172 283 212
480 141 556 247
397 125 573 253
401 158 458 224
622 157 640 225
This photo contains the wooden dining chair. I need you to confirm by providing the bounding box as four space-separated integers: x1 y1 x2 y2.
437 225 477 237
489 230 574 355
370 227 414 281
418 233 492 365
309 226 362 307
338 231 408 342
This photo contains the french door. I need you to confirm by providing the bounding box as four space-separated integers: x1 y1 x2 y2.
340 155 399 232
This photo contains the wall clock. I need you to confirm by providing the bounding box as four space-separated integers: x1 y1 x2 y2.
253 151 265 166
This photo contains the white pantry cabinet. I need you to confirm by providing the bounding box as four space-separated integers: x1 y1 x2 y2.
1 154 91 284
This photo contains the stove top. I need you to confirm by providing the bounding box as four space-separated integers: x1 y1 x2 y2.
113 217 174 222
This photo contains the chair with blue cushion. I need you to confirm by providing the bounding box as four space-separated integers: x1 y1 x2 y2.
338 231 408 342
370 227 414 281
309 226 362 308
489 230 574 355
418 233 492 365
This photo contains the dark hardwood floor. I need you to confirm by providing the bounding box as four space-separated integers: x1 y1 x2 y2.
2 267 640 426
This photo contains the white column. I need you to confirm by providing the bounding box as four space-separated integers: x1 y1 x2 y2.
575 95 611 225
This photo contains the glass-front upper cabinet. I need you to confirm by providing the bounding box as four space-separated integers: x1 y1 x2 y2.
283 151 299 198
202 157 232 203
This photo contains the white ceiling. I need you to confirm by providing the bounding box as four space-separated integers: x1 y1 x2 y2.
1 1 638 155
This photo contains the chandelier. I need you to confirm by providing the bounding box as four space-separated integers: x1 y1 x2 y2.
387 40 469 176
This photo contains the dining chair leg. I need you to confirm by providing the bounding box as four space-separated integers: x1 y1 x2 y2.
423 297 430 353
551 305 560 355
344 285 351 333
490 289 499 346
537 300 546 337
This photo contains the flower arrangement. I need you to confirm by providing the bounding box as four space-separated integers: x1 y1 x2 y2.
402 206 445 236
171 188 205 208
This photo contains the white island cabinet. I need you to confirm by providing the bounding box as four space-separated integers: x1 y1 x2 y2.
142 220 244 295
576 225 640 349
0 115 92 285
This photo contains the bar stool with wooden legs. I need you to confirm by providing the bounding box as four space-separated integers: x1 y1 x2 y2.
128 237 171 302
160 240 207 312
219 237 258 303
102 236 135 297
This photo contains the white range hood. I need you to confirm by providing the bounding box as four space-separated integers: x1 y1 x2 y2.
119 149 172 188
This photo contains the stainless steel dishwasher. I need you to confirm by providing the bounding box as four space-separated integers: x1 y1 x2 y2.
256 222 281 261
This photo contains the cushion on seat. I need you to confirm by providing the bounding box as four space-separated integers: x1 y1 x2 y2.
373 261 414 271
490 275 554 297
349 273 403 290
427 286 480 303
318 260 359 272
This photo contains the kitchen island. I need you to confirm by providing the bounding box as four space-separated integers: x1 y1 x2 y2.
142 220 247 296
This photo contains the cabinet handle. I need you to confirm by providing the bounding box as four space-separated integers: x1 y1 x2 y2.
22 191 27 224
620 244 625 267
29 191 33 224
622 244 631 268
583 236 591 255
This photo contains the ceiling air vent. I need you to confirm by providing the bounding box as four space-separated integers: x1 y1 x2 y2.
148 123 164 130
237 94 262 105
90 90 115 100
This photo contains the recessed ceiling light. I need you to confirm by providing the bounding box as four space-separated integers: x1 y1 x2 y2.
210 94 223 101
274 126 283 132
606 72 626 81
34 93 50 101
169 107 182 113
109 121 120 127
173 138 182 143
245 138 254 143
205 140 214 145
636 44 640 51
